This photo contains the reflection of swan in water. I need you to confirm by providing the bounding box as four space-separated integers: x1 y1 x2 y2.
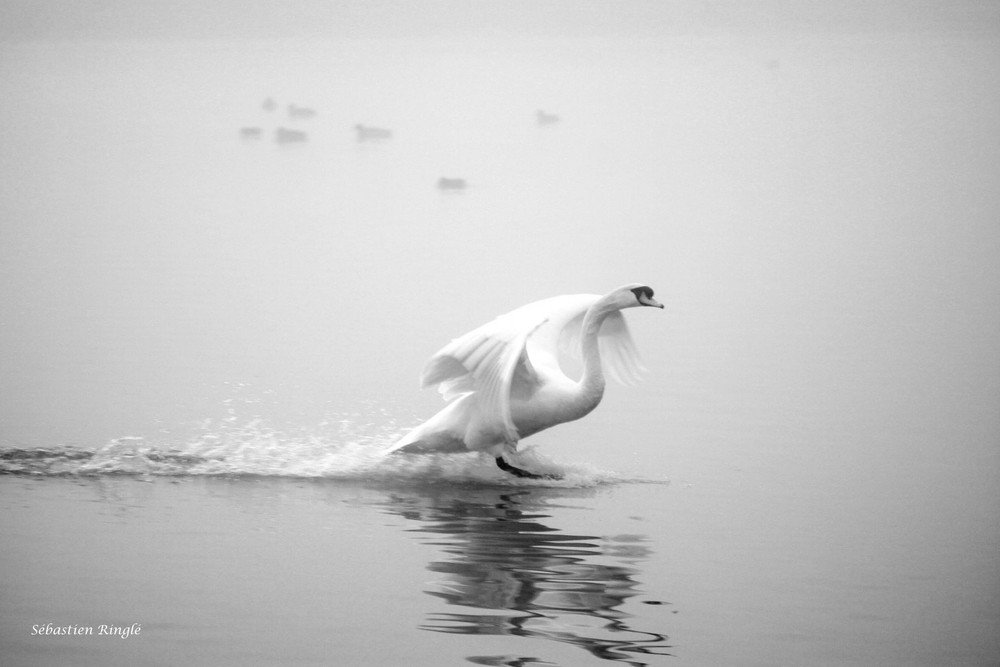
378 488 673 664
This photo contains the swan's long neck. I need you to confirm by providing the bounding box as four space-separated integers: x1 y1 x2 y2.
576 301 615 407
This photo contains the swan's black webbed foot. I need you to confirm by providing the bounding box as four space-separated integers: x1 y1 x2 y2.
496 457 560 480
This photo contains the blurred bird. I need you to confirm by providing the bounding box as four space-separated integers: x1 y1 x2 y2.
536 109 560 126
288 104 317 119
437 177 467 190
355 124 393 140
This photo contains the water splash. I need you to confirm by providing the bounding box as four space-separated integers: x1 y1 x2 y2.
0 412 662 487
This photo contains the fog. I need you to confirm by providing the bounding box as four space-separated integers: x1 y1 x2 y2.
1 2 999 664
3 0 996 42
1 0 998 475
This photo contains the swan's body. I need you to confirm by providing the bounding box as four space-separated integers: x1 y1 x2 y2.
387 284 663 477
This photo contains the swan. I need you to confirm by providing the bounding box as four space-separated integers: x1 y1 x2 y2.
386 284 663 478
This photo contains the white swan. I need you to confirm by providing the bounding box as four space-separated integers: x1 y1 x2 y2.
386 284 663 478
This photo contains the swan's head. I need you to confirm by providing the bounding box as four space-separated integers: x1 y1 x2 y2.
613 283 664 309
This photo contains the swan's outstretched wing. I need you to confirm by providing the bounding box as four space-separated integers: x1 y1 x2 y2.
419 294 598 444
557 310 647 385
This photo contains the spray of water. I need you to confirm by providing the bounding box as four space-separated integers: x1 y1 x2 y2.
0 405 660 487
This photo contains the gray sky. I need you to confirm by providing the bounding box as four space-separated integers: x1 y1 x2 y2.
2 0 998 42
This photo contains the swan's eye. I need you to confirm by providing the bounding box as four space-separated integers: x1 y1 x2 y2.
630 286 654 302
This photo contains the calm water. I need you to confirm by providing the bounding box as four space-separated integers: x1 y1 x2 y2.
1 17 999 667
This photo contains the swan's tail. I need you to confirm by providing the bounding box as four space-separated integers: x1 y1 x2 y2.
382 423 430 455
382 397 473 456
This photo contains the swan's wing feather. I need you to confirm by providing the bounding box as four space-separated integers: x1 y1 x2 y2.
597 311 647 385
553 307 646 385
421 355 467 388
421 295 595 391
420 316 537 443
556 311 586 360
418 294 599 442
469 329 533 444
420 314 534 390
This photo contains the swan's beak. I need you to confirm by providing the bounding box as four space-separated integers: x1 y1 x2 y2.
640 294 664 309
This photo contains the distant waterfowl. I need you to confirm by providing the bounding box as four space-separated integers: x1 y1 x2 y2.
239 127 263 139
288 104 317 119
275 127 308 143
437 177 467 191
355 124 393 141
385 284 663 478
536 109 560 126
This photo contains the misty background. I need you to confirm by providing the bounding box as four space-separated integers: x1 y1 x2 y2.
1 1 999 663
1 0 998 483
